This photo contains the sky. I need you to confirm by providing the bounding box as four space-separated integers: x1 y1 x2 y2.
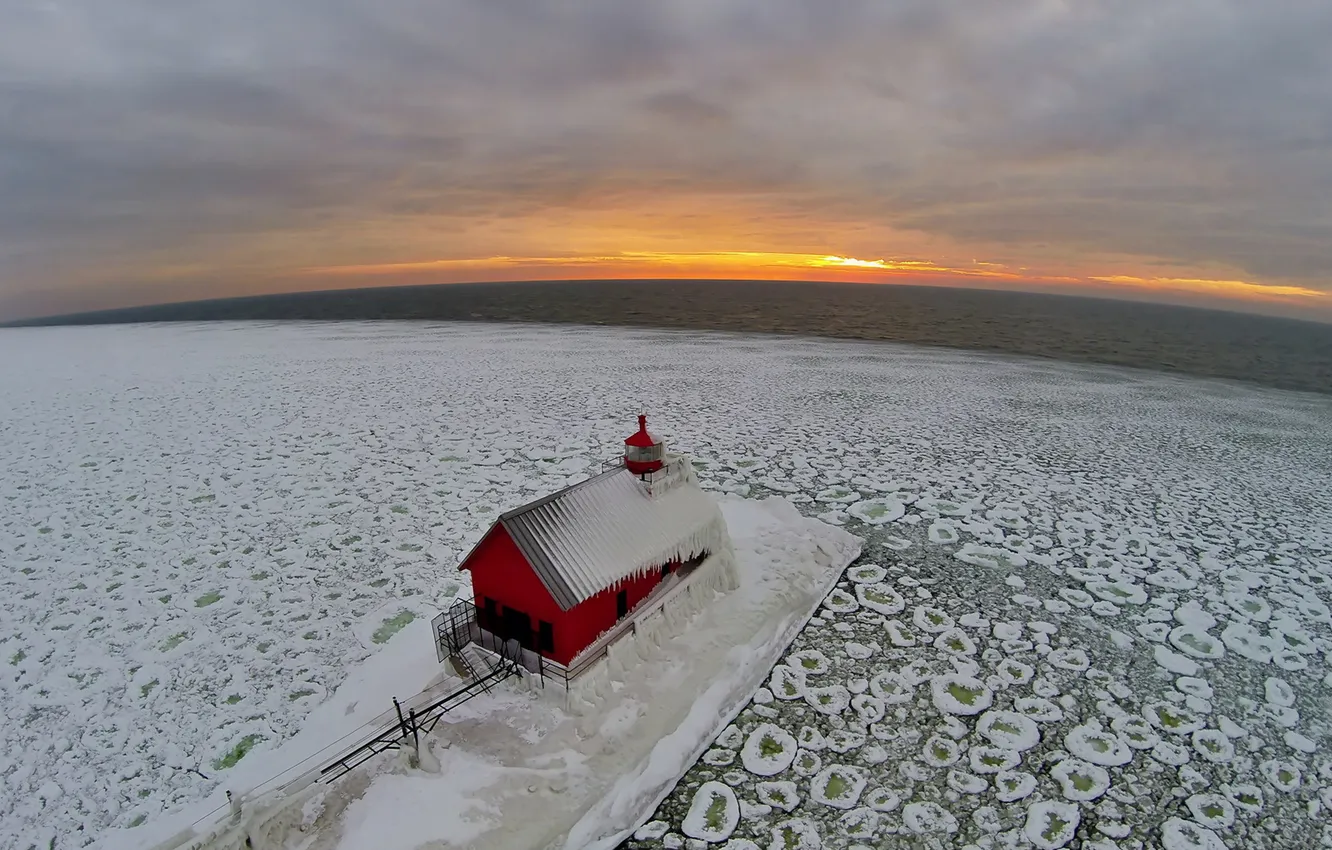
2 0 1331 322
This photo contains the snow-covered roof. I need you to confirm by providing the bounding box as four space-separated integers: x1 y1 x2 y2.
493 462 724 610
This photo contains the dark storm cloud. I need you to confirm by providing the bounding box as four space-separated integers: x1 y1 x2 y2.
1 0 1330 313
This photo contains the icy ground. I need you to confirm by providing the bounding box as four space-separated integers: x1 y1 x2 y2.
0 321 1329 850
90 495 859 850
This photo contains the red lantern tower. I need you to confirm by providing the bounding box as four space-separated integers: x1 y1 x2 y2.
624 414 665 475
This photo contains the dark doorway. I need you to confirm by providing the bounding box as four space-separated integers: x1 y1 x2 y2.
538 620 554 654
501 605 534 650
482 597 499 632
616 590 628 619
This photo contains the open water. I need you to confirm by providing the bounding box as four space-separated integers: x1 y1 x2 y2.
7 280 1331 394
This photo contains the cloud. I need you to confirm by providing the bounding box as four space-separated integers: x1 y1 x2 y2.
1 0 1330 319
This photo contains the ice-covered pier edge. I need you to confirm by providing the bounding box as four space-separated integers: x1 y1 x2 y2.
121 496 860 850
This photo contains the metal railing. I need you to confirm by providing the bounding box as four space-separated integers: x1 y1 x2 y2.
429 556 708 693
432 598 622 690
317 637 521 782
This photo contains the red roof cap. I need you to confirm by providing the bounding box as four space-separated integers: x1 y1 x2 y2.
624 413 659 447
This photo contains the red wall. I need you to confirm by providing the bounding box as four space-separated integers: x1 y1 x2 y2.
462 525 675 665
560 564 664 664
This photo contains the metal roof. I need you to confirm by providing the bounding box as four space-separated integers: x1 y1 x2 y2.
495 465 722 611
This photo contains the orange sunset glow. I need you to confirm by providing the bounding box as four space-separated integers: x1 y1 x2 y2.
1 1 1330 323
283 251 1322 312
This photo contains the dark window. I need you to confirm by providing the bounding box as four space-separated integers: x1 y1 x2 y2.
538 621 554 654
661 564 670 579
616 590 628 619
482 597 498 631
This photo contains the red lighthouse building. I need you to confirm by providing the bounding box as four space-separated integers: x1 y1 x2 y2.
451 416 726 668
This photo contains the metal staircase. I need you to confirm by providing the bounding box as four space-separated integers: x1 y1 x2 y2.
317 639 521 783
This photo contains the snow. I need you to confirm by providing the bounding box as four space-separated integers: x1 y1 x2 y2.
1023 800 1080 849
1220 622 1273 663
3 323 1330 850
845 564 887 584
769 665 807 700
787 650 831 676
1151 740 1193 766
1064 724 1133 766
1185 793 1235 829
1191 730 1235 762
1265 677 1296 707
808 764 866 809
969 745 1020 773
994 770 1037 802
336 750 504 850
1046 647 1090 671
1155 644 1202 676
846 498 906 525
930 673 994 715
740 725 797 776
868 671 914 704
1169 627 1225 660
863 786 900 812
503 459 726 609
1224 783 1265 813
912 605 955 633
977 711 1041 751
902 801 959 834
1144 701 1205 735
1110 716 1160 750
946 769 988 794
682 782 738 842
1261 759 1303 791
854 583 905 615
1051 758 1111 801
1161 817 1227 850
1014 696 1064 723
755 781 800 812
803 685 851 716
922 735 961 767
115 494 856 850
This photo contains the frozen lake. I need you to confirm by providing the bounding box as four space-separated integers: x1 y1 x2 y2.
0 321 1329 849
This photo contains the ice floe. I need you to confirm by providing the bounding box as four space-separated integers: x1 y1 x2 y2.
809 764 866 810
741 724 798 776
1023 800 1081 850
1161 817 1227 850
1051 757 1111 801
994 770 1038 802
855 583 905 615
5 324 1330 850
846 498 906 525
682 782 738 842
978 710 1041 751
931 673 994 715
902 801 959 834
755 781 800 812
1185 793 1235 829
